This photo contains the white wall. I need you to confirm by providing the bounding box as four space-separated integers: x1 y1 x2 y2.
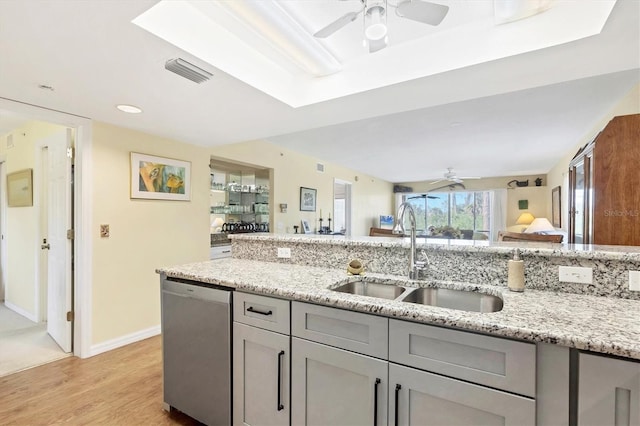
546 84 640 232
211 140 394 236
0 120 68 319
90 122 210 345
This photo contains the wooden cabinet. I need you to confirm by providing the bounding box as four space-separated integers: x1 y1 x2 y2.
291 337 388 426
569 114 640 245
578 353 640 426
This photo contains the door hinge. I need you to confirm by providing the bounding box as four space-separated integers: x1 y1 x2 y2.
66 147 74 159
66 311 74 322
67 229 74 240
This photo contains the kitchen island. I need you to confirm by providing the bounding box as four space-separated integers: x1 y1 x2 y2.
160 233 640 359
158 234 640 425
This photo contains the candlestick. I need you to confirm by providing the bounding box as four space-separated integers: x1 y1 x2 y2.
320 208 322 218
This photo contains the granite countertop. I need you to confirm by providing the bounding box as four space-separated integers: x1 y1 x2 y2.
229 233 640 261
157 258 640 360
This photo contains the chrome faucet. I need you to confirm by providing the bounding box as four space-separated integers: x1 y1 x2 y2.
393 202 428 279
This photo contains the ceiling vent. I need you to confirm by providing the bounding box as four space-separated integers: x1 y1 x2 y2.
165 58 213 84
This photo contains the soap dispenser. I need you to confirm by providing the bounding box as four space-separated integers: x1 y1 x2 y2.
508 248 525 292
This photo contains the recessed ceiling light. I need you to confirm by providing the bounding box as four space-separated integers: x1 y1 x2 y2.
116 104 143 114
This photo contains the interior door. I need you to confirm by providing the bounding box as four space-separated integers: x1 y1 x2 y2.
44 128 73 352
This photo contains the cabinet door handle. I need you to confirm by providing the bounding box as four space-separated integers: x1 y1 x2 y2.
277 350 285 411
247 306 273 316
373 378 381 426
394 384 402 426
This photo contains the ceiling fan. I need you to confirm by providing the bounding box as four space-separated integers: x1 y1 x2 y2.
314 0 449 52
430 168 481 185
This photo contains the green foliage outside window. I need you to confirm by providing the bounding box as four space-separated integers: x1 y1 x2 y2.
403 191 492 237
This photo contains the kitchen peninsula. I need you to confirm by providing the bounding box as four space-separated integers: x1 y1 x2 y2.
158 234 640 425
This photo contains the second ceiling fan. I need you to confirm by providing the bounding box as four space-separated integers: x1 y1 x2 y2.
430 168 481 185
314 0 450 52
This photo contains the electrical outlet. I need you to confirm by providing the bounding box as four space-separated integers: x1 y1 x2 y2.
100 224 110 238
277 247 291 258
629 271 640 291
559 266 592 284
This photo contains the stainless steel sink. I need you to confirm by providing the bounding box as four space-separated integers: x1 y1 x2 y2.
332 280 406 300
401 287 503 313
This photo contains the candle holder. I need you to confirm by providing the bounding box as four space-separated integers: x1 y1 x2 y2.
319 218 323 234
327 218 332 234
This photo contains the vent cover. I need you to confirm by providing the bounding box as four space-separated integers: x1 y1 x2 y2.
316 163 325 172
165 58 213 84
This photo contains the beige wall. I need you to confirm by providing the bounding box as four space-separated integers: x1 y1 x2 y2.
211 140 394 236
0 120 68 318
90 122 210 344
546 84 640 232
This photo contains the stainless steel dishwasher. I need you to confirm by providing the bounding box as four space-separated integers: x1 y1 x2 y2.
161 275 232 425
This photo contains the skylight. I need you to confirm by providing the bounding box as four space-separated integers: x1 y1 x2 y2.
132 0 616 108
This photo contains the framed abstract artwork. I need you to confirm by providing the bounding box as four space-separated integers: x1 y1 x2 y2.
131 152 191 201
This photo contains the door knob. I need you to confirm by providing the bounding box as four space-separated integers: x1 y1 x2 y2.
41 243 50 250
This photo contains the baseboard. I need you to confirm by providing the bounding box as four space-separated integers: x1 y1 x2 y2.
4 301 38 323
89 325 161 357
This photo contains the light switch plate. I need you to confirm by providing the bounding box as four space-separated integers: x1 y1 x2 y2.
630 271 640 291
277 247 291 258
558 266 593 284
100 224 110 238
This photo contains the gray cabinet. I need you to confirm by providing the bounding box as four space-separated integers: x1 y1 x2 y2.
233 293 290 426
389 319 536 397
291 337 388 426
578 353 640 426
233 322 289 426
390 363 535 426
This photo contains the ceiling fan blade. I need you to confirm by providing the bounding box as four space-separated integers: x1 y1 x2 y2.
314 11 360 38
395 0 449 26
430 179 445 185
459 176 481 180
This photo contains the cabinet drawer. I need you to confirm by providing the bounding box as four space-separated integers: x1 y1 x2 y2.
210 245 232 260
390 363 535 425
234 292 290 334
292 302 388 359
389 319 536 397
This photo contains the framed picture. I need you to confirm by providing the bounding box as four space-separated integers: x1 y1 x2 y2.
379 215 394 229
300 186 316 211
131 152 191 201
301 219 312 234
7 169 33 207
551 186 561 228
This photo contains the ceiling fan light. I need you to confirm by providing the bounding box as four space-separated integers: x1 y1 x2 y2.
365 6 387 40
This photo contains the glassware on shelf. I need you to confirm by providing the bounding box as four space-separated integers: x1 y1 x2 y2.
210 182 226 191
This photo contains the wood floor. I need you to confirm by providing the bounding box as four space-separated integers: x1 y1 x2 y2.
0 335 202 425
